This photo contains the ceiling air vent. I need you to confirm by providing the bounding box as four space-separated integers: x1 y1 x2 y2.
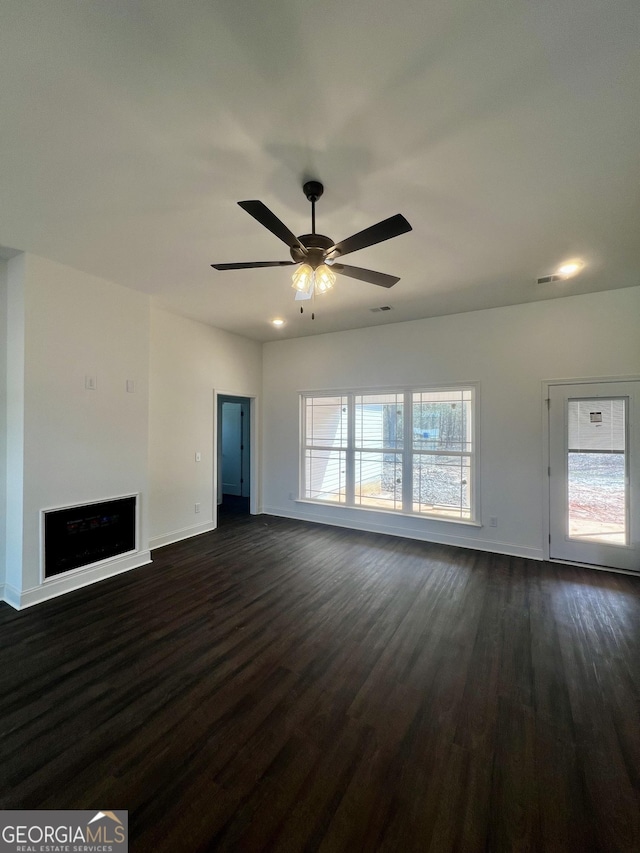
369 305 393 313
537 274 562 284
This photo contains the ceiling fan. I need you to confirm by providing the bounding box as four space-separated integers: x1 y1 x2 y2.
211 181 412 305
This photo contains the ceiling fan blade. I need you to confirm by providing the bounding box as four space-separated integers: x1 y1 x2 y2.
238 200 306 252
331 263 400 288
328 213 412 258
211 261 296 270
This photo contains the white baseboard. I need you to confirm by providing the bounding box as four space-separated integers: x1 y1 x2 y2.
149 520 215 551
262 505 544 561
548 557 640 578
2 551 152 610
1 583 21 609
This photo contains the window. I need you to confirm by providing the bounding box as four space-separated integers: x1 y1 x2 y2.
302 387 476 522
303 395 348 503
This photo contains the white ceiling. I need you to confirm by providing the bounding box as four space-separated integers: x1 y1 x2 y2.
1 0 639 342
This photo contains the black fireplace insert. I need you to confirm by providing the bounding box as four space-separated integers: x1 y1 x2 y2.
44 496 137 578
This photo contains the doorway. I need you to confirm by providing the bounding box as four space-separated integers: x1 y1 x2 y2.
217 395 251 519
548 380 640 572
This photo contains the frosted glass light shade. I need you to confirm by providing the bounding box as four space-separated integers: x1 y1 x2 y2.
314 264 336 293
292 264 314 293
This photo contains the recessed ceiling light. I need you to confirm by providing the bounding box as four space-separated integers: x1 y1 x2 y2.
556 259 584 279
271 318 285 327
538 259 586 284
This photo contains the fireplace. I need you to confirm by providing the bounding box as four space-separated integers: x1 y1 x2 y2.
43 496 137 579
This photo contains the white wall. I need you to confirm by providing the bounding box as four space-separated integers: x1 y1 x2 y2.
262 286 640 559
5 255 26 597
6 253 151 606
2 255 264 607
0 260 7 590
148 305 262 548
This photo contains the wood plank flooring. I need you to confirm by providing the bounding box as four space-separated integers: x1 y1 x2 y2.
1 514 639 852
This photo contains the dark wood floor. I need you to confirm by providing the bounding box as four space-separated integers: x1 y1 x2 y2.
1 515 639 852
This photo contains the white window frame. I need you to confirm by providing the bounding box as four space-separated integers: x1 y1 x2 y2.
300 385 478 523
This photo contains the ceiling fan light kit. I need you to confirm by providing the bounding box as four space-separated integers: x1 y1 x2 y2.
292 262 335 296
314 265 336 293
291 263 314 294
211 180 412 318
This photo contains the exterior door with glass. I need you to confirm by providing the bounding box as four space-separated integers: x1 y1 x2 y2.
548 381 640 572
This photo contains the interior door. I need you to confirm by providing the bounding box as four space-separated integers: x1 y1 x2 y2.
221 402 244 496
549 381 640 572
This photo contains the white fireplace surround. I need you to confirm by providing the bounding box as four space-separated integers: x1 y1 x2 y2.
41 493 141 583
2 493 152 610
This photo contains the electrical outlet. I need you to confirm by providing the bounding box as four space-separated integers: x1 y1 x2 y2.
489 516 498 528
195 503 200 514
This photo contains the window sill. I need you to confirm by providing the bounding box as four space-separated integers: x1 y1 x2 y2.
293 499 482 528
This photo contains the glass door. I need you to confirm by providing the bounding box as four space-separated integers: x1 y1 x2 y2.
549 382 639 572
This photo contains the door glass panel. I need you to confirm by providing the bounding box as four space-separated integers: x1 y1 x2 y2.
567 399 627 544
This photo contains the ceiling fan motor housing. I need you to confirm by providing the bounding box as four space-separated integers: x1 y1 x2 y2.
290 233 334 266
